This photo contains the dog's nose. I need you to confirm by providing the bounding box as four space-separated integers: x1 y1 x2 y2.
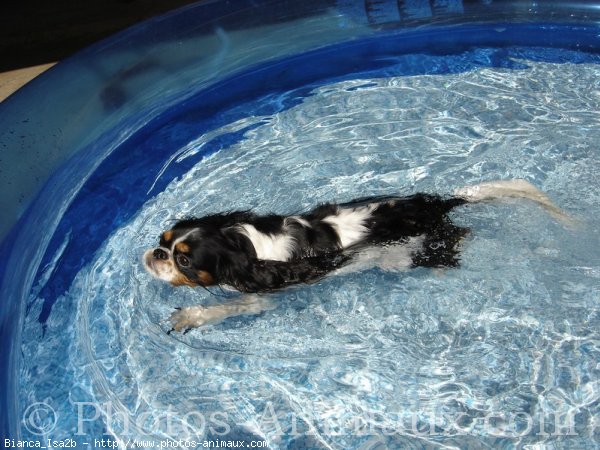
153 248 169 260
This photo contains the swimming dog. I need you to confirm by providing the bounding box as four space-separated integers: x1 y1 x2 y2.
143 180 569 333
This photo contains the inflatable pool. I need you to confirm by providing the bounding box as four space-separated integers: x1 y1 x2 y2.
1 0 599 447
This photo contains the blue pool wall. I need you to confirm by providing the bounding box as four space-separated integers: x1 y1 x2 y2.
2 0 600 439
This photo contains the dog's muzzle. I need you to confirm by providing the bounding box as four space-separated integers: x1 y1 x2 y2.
152 248 169 260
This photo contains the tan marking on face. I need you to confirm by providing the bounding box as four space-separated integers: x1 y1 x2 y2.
163 230 174 243
197 270 215 286
170 272 199 287
175 242 191 253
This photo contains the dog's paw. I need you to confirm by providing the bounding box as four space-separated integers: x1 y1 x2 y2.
167 296 277 334
168 306 210 334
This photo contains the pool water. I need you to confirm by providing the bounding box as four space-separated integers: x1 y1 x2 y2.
19 35 600 448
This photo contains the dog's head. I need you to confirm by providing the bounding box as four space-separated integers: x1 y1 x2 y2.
143 227 218 287
143 215 255 288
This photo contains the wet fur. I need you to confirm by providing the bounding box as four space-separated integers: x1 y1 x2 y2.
143 180 568 333
145 194 468 293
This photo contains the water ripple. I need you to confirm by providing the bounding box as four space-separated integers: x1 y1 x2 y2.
20 58 600 448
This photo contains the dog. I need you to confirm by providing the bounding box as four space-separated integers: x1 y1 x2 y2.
143 180 570 333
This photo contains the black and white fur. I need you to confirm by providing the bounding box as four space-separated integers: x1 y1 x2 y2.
143 180 569 333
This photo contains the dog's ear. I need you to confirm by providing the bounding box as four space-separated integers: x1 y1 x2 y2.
221 228 256 254
213 249 252 290
209 230 254 288
235 255 352 293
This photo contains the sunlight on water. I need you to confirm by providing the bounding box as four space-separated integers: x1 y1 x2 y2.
22 58 600 448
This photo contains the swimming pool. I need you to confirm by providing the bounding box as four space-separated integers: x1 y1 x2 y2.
1 1 599 448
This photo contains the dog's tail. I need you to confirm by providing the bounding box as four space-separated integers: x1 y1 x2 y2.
454 179 573 225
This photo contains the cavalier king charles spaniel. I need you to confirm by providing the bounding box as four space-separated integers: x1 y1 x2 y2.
143 180 569 333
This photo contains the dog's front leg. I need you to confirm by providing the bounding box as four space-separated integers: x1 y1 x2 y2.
168 295 276 334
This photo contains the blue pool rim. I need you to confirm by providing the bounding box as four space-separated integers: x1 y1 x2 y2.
2 0 600 440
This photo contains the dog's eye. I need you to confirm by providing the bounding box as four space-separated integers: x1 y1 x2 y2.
176 254 191 268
